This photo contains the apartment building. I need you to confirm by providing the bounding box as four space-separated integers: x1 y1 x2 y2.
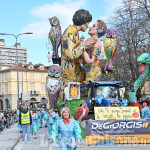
0 63 49 110
0 39 27 66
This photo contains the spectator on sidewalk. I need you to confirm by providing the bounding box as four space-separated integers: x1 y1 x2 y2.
19 105 32 143
0 111 4 131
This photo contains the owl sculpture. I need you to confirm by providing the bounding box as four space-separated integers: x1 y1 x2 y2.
46 65 61 109
49 16 62 65
104 29 117 74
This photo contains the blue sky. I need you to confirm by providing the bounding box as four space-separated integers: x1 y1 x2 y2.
0 0 122 66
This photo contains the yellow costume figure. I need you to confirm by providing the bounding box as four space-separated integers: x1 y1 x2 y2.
61 25 85 94
83 46 101 82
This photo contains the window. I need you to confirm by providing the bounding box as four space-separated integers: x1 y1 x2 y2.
5 83 8 93
41 84 45 92
5 72 7 80
30 73 34 80
19 73 22 80
19 84 22 93
29 66 33 70
41 74 45 80
31 84 35 91
40 66 44 70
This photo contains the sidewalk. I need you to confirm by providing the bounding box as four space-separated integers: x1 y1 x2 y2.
0 123 22 150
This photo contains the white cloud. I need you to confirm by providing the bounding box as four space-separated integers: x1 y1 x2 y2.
104 0 122 15
21 0 87 39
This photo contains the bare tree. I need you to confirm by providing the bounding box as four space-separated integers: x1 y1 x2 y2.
104 0 150 98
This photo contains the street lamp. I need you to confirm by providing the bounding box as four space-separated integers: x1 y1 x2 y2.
0 32 33 108
46 43 52 63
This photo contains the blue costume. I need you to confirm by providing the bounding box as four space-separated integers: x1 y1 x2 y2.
17 109 22 132
47 112 59 135
49 119 82 150
37 111 42 129
44 111 48 127
30 113 38 134
41 110 45 127
141 107 150 119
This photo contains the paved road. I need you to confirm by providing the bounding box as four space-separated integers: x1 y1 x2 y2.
0 123 21 150
14 125 150 150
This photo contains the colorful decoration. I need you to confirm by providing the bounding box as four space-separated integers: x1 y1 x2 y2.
104 29 117 73
129 53 150 103
48 16 62 64
68 82 80 100
76 103 89 122
46 65 61 109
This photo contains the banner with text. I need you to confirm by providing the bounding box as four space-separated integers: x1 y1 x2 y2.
86 119 150 144
94 107 140 120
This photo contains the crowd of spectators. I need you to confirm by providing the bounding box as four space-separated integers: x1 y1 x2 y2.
0 109 17 132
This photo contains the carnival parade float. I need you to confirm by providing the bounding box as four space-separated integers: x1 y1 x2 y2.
45 10 150 145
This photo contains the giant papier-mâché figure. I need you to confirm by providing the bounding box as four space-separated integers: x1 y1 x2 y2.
46 65 61 109
61 9 97 100
129 53 150 103
83 20 107 82
49 16 62 65
104 29 117 74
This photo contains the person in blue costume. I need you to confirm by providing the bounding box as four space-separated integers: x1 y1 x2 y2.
37 109 42 130
17 104 23 133
38 109 43 128
30 109 38 138
47 109 59 137
49 107 82 150
41 108 45 127
53 106 60 121
44 109 48 127
141 103 150 119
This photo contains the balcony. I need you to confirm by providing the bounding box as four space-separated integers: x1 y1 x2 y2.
30 90 39 96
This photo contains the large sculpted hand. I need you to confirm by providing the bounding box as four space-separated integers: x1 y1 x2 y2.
84 37 97 48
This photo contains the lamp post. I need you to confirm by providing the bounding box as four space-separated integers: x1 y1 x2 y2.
19 56 25 105
46 43 52 63
0 32 33 108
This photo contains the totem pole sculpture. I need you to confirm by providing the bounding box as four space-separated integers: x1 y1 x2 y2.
48 16 62 65
46 65 61 109
129 53 150 103
104 29 117 74
46 16 62 109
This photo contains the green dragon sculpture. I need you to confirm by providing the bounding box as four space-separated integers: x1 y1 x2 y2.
129 53 150 103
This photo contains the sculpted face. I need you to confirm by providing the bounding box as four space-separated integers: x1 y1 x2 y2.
88 22 101 36
81 22 90 32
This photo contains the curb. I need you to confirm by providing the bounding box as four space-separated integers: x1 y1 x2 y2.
9 134 22 150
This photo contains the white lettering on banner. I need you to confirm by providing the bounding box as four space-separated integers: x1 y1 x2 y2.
103 122 110 129
91 123 99 130
91 121 144 130
136 122 143 128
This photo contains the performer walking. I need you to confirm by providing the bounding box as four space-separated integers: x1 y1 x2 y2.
49 107 82 150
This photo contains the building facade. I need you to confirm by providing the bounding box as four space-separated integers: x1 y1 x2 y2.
0 39 27 66
0 63 49 110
